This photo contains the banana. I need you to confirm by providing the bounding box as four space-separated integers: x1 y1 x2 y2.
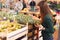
0 20 22 33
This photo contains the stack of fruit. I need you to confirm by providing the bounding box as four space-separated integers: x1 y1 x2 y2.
0 11 41 33
0 20 22 33
16 14 40 25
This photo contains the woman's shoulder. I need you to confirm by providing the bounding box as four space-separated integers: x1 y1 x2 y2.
44 14 53 24
44 14 52 20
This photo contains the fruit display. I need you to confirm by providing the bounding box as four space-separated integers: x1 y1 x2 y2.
0 11 40 33
16 14 40 24
21 8 29 12
15 14 34 24
0 20 22 33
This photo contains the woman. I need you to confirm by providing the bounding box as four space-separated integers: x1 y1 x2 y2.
5 0 10 8
22 0 27 10
14 0 23 12
29 0 36 11
36 1 54 40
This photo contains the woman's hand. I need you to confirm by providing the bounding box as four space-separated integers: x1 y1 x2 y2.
34 24 45 30
34 24 40 27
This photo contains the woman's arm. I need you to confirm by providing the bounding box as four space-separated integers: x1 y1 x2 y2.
43 17 54 33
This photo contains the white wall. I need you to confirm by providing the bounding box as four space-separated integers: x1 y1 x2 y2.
35 0 41 5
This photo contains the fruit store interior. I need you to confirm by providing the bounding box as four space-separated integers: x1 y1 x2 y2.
0 0 60 40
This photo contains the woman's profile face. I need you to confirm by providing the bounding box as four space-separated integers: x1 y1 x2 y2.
36 6 40 11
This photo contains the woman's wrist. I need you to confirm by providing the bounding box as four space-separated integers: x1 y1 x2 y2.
42 27 45 30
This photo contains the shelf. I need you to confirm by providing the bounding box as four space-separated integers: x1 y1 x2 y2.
7 26 28 40
0 26 28 40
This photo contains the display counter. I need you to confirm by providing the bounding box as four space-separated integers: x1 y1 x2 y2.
0 25 28 40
